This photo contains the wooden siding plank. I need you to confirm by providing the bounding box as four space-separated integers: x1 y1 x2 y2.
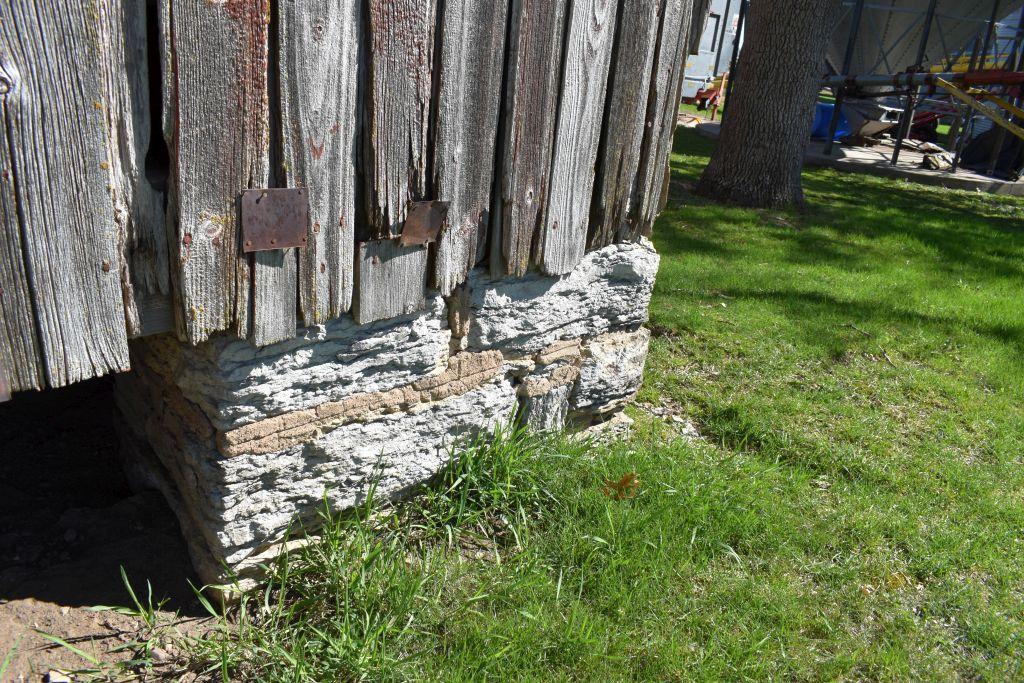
354 240 429 325
251 249 298 346
537 0 618 275
588 0 662 250
366 0 436 239
0 100 43 391
627 0 695 239
0 0 130 387
281 0 362 326
432 0 508 295
169 0 271 344
491 0 569 277
99 0 170 337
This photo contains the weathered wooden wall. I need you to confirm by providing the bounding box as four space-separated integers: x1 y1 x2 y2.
0 0 701 394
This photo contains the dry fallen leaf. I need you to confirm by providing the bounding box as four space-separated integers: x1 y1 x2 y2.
602 472 640 501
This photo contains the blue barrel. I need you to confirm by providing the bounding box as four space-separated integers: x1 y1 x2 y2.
811 102 850 140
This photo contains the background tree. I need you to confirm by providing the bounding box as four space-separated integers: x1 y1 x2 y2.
697 0 843 207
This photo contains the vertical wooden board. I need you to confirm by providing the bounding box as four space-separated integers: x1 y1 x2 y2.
537 0 618 276
99 0 170 337
354 240 428 325
169 0 270 344
281 0 362 326
251 249 298 346
0 0 130 387
366 0 436 239
432 0 508 295
0 102 43 391
588 0 661 251
688 0 711 54
491 0 569 278
627 0 695 239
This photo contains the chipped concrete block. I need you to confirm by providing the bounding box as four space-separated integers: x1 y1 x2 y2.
467 239 658 355
572 328 651 415
521 383 573 432
141 298 452 431
115 241 659 587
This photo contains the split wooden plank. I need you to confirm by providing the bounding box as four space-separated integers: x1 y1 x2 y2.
0 96 43 391
365 0 437 239
627 0 695 239
588 0 662 250
491 0 569 278
354 240 429 325
169 0 271 344
0 0 130 387
537 0 618 275
359 0 436 322
280 0 362 326
98 0 170 337
432 0 509 295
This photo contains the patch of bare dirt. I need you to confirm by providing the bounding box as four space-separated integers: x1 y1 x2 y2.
0 379 203 680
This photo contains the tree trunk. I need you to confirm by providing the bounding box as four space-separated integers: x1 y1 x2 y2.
697 0 842 208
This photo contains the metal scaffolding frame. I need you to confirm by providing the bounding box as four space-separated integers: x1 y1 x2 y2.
821 0 1024 178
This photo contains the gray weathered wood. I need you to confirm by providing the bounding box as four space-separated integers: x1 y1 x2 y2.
366 0 436 238
432 0 508 295
627 0 695 239
491 0 569 277
281 0 362 326
134 294 175 339
689 0 712 54
0 101 43 391
0 0 131 387
354 240 428 325
537 0 618 275
588 0 662 250
251 249 298 347
169 0 270 344
99 0 170 337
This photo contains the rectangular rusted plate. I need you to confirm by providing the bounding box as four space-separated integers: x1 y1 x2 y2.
399 200 449 247
241 188 310 252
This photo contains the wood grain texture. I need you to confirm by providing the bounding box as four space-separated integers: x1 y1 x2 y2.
627 0 694 239
431 0 508 295
366 0 436 239
688 0 711 54
537 0 618 275
0 101 43 391
0 0 131 387
588 0 661 250
281 0 362 326
99 0 169 337
251 248 298 347
491 0 569 277
169 0 271 344
354 239 428 325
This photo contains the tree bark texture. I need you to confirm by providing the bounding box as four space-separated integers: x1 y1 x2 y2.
697 0 842 208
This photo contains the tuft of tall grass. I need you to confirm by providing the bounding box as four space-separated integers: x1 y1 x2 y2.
184 425 563 681
407 423 560 548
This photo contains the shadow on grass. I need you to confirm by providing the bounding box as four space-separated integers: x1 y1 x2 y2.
715 286 1024 353
664 127 1024 282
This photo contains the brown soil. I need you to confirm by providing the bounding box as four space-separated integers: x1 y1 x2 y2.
0 378 204 680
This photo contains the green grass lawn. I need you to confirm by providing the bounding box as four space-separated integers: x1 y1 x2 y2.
64 129 1024 681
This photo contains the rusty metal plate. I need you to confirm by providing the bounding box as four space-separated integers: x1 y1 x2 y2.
241 188 309 253
399 200 449 247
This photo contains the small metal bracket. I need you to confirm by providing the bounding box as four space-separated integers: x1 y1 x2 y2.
399 200 449 247
241 188 309 253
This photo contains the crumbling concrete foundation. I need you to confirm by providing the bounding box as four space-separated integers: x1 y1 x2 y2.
114 241 659 586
